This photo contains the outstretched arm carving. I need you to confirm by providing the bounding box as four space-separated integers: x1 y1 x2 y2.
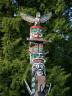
20 13 35 23
40 12 52 23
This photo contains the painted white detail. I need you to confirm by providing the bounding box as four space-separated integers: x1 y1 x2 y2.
20 12 52 25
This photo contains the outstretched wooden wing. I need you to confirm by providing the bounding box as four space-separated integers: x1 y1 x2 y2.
40 12 52 23
20 13 35 23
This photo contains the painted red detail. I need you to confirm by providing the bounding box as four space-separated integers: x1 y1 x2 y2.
32 59 44 63
31 26 44 29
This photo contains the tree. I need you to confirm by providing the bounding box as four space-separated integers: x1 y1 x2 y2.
47 66 70 96
0 0 72 96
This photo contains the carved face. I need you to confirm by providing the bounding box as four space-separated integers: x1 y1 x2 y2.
29 43 43 53
30 28 43 39
37 69 44 76
37 64 45 76
32 63 45 76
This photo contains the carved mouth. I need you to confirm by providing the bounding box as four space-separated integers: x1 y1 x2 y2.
32 58 44 63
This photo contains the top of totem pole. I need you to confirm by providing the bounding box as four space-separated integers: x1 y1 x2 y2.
36 12 41 18
20 12 52 25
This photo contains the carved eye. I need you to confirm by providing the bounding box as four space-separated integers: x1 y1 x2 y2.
39 64 44 69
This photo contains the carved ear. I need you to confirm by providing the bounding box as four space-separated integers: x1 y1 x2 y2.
20 13 35 23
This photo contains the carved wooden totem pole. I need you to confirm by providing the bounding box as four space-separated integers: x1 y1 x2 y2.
20 12 52 96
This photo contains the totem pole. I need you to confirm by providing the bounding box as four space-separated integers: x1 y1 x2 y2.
20 12 52 96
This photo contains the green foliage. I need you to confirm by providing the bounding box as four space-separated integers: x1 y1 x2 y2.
0 0 13 16
47 66 70 96
0 58 31 96
0 0 72 96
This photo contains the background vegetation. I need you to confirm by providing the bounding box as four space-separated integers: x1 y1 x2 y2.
0 0 72 96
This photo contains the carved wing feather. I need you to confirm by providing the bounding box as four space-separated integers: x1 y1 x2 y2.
20 13 35 23
40 12 52 23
